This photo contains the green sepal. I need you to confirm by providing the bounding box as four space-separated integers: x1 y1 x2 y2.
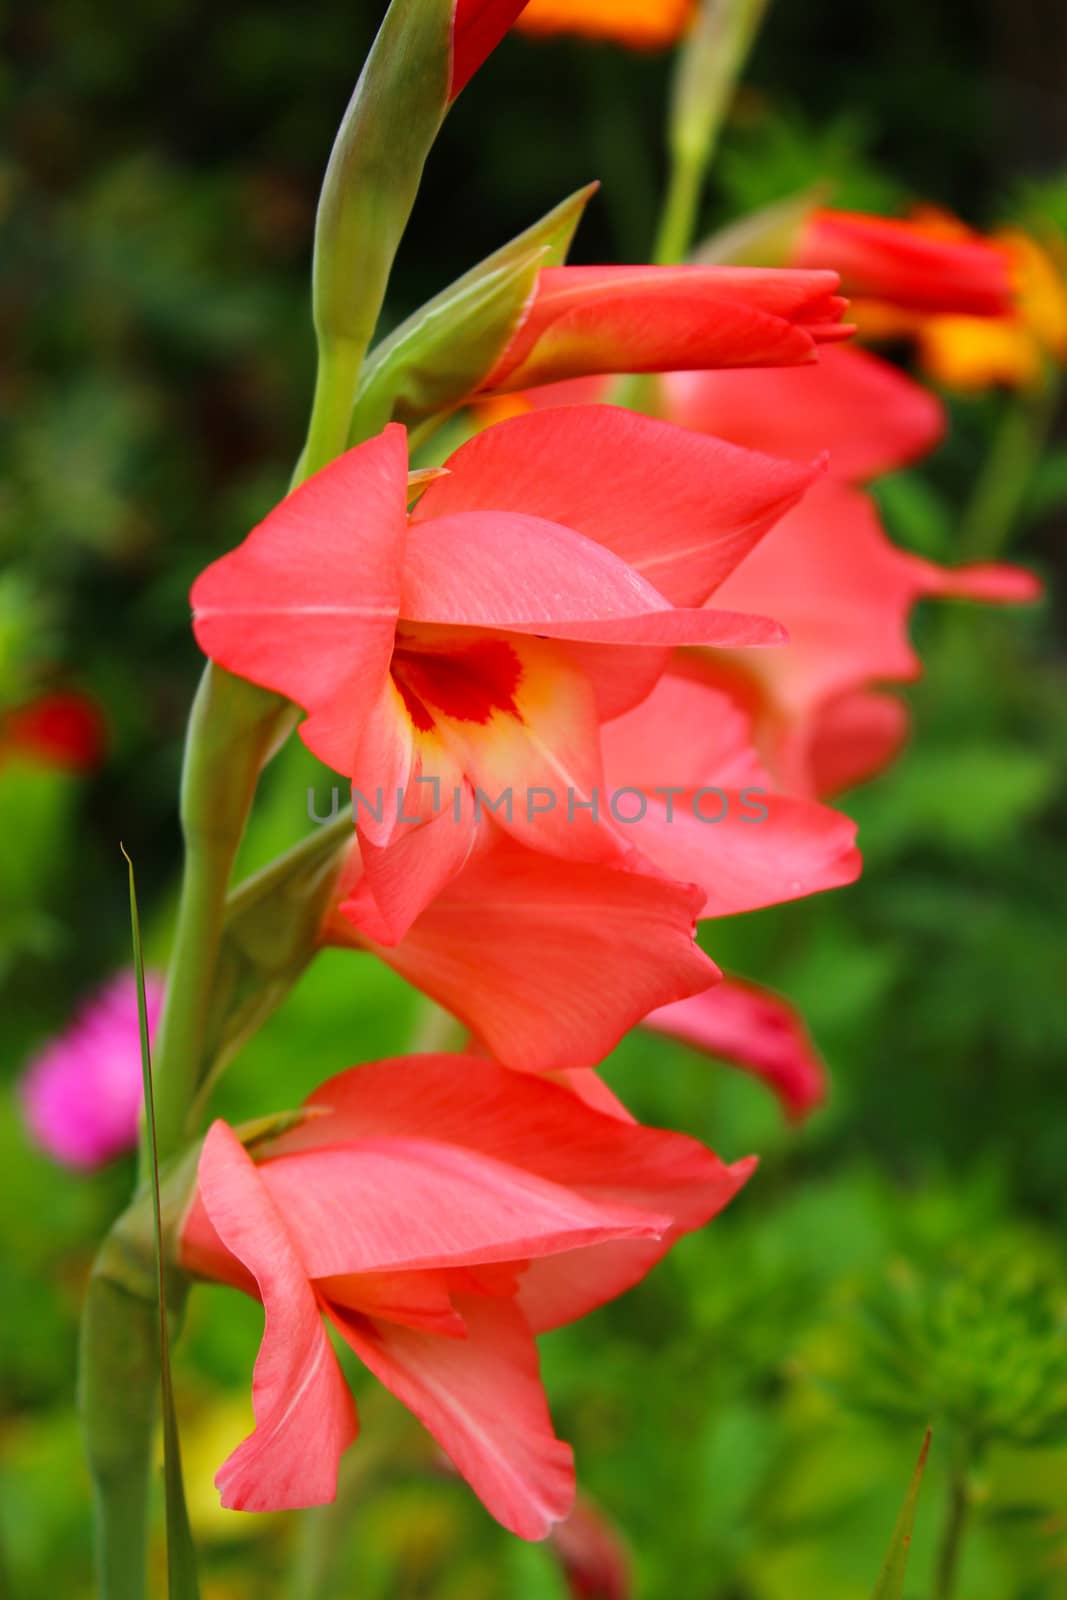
693 187 822 267
191 818 352 1115
349 183 598 440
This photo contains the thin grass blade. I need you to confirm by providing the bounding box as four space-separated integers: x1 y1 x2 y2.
122 845 201 1599
871 1428 933 1599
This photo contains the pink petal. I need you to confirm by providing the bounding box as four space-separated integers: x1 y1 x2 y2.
351 789 479 944
599 666 765 794
617 787 861 917
914 558 1043 606
256 1137 668 1278
794 209 1012 315
402 508 676 627
414 405 820 606
315 1269 472 1337
277 1053 721 1202
190 428 409 775
270 1054 754 1330
194 1122 358 1511
660 345 945 482
328 839 718 1070
330 1295 575 1539
487 267 849 391
645 979 828 1120
806 689 911 797
601 666 861 914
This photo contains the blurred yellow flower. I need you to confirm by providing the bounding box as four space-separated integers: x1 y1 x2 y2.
158 1394 278 1545
517 0 696 49
916 312 1044 392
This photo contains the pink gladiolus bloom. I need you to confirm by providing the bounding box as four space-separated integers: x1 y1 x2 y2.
19 971 163 1168
479 265 851 393
180 1055 753 1535
638 348 1040 794
793 208 1013 316
705 478 1041 797
568 347 1037 797
645 979 828 1121
192 408 825 941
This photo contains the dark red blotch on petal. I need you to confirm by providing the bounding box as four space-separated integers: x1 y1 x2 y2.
392 637 524 731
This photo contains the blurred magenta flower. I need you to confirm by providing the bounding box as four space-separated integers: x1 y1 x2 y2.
19 971 163 1169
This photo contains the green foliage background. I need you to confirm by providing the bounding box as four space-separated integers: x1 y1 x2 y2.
1 2 1065 1595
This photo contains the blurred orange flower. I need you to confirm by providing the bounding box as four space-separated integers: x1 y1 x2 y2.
516 0 695 49
844 210 1067 391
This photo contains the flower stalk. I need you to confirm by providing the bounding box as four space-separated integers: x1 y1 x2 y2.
933 1439 979 1600
654 0 771 265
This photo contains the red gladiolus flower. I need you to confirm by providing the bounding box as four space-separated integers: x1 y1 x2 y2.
192 407 821 940
180 1056 753 1535
0 690 107 773
645 979 827 1121
793 209 1013 317
450 0 532 99
478 265 851 394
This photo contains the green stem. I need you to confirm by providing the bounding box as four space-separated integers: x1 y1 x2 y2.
957 377 1059 562
148 667 289 1166
79 1276 159 1600
933 1452 972 1600
653 151 707 266
302 337 367 479
653 0 771 266
89 674 286 1599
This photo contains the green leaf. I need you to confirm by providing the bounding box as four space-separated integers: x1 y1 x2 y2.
122 846 200 1600
349 183 598 438
870 1429 931 1600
